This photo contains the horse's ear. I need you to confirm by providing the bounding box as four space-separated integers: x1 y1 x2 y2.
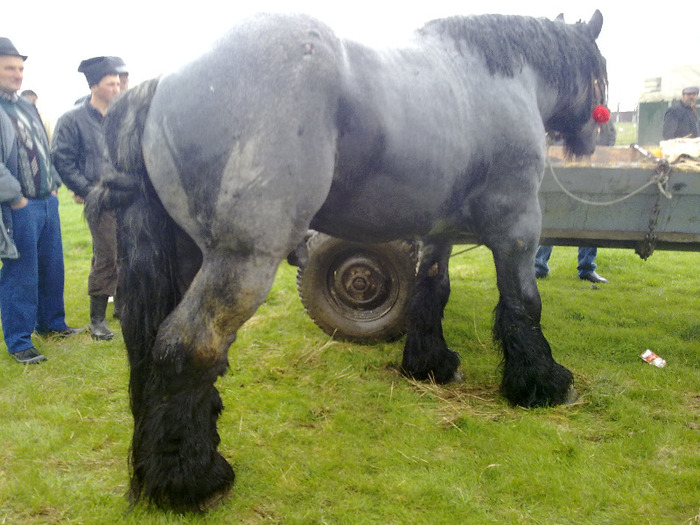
555 13 565 22
587 10 603 39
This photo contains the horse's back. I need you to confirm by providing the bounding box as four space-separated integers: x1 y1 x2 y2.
142 13 345 256
310 31 547 242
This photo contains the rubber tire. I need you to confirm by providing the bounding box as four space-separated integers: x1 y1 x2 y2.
297 233 417 343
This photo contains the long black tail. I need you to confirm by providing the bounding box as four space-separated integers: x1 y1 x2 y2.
86 79 233 511
87 77 183 410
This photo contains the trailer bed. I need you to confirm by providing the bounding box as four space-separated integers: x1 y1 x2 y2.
539 146 700 256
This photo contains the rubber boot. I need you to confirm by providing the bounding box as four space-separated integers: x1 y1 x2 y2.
89 295 114 340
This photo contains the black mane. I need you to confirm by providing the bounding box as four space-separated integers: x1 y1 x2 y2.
419 14 607 101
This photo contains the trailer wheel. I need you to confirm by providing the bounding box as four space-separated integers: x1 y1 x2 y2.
297 233 417 343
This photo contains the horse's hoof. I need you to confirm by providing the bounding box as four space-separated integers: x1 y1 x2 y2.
564 386 579 405
196 485 233 512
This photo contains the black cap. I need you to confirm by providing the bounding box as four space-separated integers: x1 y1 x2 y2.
78 56 128 87
0 37 27 60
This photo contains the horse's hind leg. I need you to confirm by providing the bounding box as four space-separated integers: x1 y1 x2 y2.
401 241 461 383
129 250 281 512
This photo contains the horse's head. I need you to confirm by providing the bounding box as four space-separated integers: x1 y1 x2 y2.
545 10 608 157
418 10 609 157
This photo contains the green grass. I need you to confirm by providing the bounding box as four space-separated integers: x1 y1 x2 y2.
1 188 698 524
613 121 637 146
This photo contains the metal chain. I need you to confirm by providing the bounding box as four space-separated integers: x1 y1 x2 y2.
636 196 662 260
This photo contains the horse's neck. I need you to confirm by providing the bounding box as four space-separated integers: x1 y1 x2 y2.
515 66 562 125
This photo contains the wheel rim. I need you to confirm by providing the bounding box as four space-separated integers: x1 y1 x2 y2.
326 251 398 321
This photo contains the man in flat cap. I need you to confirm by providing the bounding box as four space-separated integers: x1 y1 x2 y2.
0 37 79 364
662 86 699 139
52 56 127 340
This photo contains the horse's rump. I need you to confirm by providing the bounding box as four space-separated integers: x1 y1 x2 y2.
142 13 345 255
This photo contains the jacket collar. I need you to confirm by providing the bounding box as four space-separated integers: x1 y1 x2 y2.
0 90 18 102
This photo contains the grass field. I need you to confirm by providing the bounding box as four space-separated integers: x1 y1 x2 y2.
612 121 637 146
0 187 698 524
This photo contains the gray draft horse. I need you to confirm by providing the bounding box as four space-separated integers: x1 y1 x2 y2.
89 10 607 511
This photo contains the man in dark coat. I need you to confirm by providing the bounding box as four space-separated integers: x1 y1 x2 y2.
662 86 699 140
52 56 127 340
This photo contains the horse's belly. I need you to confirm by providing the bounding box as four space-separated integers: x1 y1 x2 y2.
309 169 462 243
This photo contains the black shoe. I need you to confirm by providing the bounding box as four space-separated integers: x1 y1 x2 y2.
60 327 84 337
38 327 84 338
580 271 609 283
13 347 47 364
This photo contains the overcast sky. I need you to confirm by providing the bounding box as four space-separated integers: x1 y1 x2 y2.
4 0 699 121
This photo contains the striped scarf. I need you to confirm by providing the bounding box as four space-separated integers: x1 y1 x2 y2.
0 92 54 198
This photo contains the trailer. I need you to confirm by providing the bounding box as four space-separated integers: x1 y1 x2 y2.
296 146 700 342
540 145 700 255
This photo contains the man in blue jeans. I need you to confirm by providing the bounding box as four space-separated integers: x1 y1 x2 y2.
534 245 608 283
0 38 79 364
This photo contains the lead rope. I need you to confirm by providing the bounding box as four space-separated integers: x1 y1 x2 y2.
450 244 482 258
546 146 673 207
450 146 674 260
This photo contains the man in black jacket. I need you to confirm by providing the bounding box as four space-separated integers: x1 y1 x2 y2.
52 56 127 340
662 86 699 140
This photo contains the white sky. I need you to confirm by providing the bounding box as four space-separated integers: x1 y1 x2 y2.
4 0 699 122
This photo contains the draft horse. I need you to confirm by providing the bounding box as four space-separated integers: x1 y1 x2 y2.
90 10 608 511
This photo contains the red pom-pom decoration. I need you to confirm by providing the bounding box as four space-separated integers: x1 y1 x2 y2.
592 105 610 123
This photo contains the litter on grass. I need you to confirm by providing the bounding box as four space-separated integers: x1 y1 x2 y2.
640 349 666 368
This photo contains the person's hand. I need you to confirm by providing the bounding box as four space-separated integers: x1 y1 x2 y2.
11 197 28 210
72 192 84 204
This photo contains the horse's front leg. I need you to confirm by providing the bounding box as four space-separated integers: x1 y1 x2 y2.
130 253 280 511
489 231 575 407
401 241 461 383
